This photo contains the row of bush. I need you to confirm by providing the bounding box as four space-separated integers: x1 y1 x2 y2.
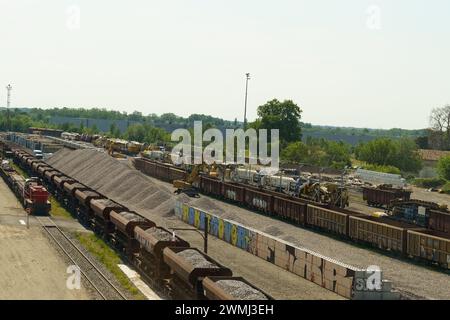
361 164 402 175
411 177 450 194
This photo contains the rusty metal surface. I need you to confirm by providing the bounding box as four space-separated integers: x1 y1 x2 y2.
135 226 189 260
53 175 75 189
274 196 306 225
200 176 223 197
202 276 273 300
362 186 412 207
44 170 62 182
163 247 232 287
63 181 88 196
407 229 450 269
37 166 53 176
348 215 409 254
90 198 125 219
74 189 102 207
306 205 350 235
109 210 154 236
222 182 245 203
428 210 450 236
244 188 273 213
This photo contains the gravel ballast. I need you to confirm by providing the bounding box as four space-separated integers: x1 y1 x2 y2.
177 249 219 269
216 279 268 300
146 227 174 242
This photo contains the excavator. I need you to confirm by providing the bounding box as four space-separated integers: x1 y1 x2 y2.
173 164 205 197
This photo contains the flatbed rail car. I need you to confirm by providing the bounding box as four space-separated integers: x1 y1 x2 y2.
362 185 412 208
129 155 450 270
8 148 270 300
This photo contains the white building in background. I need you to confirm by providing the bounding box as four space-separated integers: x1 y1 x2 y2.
355 168 406 187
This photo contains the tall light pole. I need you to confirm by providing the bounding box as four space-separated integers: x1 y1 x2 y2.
6 84 12 132
243 73 250 130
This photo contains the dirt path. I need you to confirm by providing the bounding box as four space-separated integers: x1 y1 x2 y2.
0 178 91 300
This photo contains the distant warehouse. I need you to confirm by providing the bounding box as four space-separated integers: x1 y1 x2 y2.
28 127 63 138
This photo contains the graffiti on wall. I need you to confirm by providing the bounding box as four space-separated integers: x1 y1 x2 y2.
174 201 356 299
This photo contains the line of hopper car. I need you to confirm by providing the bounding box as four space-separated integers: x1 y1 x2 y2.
8 149 273 301
132 157 450 270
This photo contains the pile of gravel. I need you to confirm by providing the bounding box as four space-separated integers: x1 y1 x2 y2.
46 149 177 217
216 280 268 300
177 249 219 269
45 149 233 221
146 227 174 242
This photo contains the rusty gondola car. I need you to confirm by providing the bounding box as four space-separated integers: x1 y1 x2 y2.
362 185 412 208
109 210 155 257
202 276 273 300
163 247 233 299
135 226 190 280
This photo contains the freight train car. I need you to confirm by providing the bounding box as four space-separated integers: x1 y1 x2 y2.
428 210 450 236
273 196 306 225
306 205 351 236
407 229 450 269
109 210 155 257
163 247 233 300
134 226 190 280
90 198 127 236
202 276 273 300
362 185 412 208
348 216 415 254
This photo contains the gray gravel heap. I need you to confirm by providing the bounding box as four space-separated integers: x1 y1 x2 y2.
146 227 174 241
216 279 268 300
177 249 219 269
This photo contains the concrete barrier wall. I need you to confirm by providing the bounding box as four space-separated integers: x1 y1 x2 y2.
174 201 359 299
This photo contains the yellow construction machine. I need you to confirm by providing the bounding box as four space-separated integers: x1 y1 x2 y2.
298 181 349 208
173 164 205 197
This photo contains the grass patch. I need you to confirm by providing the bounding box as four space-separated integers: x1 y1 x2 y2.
440 181 450 194
49 196 72 219
75 232 146 300
11 162 29 178
412 177 446 189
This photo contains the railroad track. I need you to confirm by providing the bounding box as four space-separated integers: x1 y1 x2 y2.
36 216 127 300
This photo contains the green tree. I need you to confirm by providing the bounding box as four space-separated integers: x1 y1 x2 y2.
253 99 302 143
125 123 146 142
355 137 422 172
109 123 121 138
437 156 450 180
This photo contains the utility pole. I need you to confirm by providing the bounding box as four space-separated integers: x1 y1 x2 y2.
6 84 12 132
243 73 250 130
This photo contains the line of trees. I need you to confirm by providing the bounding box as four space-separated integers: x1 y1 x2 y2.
1 103 426 173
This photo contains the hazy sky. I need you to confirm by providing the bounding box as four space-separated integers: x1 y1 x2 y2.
1 1 449 129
